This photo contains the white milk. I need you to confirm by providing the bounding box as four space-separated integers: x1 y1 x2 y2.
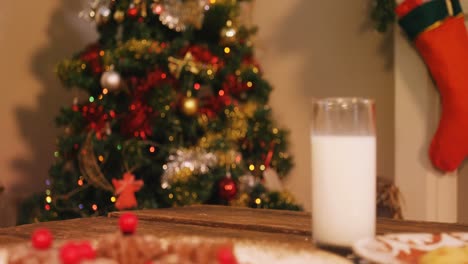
311 135 376 247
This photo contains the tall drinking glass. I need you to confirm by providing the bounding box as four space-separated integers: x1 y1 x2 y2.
311 97 376 249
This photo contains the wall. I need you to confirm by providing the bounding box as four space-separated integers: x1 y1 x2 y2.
0 1 97 226
253 0 395 210
0 0 395 226
459 165 468 223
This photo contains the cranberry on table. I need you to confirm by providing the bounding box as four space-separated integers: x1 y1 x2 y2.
59 243 81 264
119 212 138 234
77 242 96 259
217 246 238 264
31 228 53 250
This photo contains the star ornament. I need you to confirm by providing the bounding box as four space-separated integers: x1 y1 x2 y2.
112 172 144 210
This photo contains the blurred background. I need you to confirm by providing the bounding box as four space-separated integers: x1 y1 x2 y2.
0 0 402 226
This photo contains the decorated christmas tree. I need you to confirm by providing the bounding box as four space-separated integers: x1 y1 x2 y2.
20 0 300 223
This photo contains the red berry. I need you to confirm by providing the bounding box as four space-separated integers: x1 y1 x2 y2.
60 243 81 264
31 228 53 250
119 213 138 234
77 242 96 260
217 246 238 264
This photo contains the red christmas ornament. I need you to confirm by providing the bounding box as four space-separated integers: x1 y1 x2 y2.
127 6 139 18
119 212 138 235
217 245 238 264
112 172 144 210
218 177 237 201
31 228 53 250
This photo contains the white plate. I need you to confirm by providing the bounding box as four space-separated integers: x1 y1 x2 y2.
352 232 468 264
234 240 351 264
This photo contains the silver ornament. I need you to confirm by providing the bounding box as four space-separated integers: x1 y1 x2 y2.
238 174 257 193
100 70 122 91
159 0 209 32
96 6 112 24
220 20 237 44
161 147 217 188
79 0 112 24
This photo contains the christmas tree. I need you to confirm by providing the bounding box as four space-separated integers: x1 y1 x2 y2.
20 0 300 223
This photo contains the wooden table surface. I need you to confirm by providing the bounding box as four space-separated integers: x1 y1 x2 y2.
1 205 468 248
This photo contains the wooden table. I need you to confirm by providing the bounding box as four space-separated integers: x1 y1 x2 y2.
1 205 468 249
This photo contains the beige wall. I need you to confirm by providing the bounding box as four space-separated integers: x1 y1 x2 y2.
0 0 395 225
253 0 395 210
459 165 468 223
0 1 97 226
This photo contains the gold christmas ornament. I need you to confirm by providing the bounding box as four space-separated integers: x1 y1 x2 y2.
113 10 125 23
159 0 209 32
182 97 199 116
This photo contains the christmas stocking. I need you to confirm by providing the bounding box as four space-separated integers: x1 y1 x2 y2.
397 0 468 172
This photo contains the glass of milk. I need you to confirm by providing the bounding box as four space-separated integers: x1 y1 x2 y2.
311 97 376 249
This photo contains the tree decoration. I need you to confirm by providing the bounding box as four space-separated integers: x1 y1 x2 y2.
168 52 218 78
120 101 154 139
80 43 103 75
218 174 237 201
396 0 468 171
78 103 112 138
158 0 209 32
18 0 300 224
112 172 144 210
181 96 199 116
237 173 256 193
127 4 140 18
113 10 126 23
100 68 122 92
78 134 114 193
220 20 238 45
161 148 217 189
79 0 113 25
